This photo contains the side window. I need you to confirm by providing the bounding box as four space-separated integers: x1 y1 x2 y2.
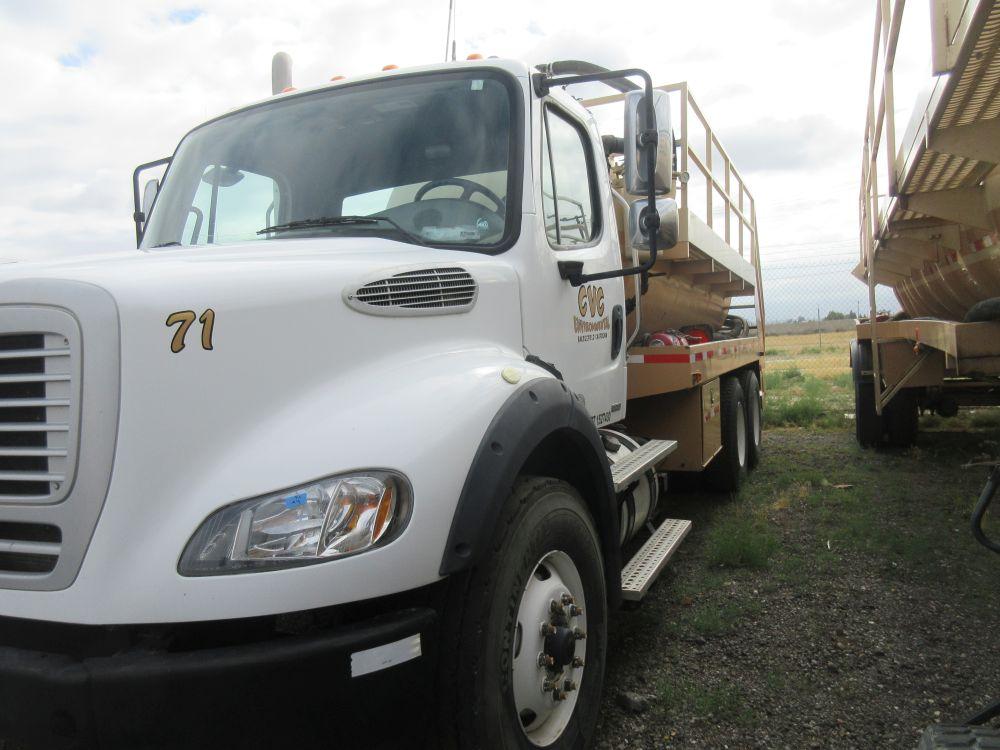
184 166 281 245
541 107 600 248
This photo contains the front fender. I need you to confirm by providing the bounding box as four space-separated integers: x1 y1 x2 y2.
0 349 547 624
440 377 621 606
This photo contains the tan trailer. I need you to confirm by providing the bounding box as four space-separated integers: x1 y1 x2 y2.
853 0 1000 446
584 84 766 477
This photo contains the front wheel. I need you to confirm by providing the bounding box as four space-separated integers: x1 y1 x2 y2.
437 477 608 750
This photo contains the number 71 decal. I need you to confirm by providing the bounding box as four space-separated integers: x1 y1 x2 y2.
166 309 216 353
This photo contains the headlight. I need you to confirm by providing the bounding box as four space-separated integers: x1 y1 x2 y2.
178 471 411 576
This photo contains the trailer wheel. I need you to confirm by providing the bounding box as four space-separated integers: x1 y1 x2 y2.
705 376 748 492
739 369 763 470
851 339 882 448
885 388 919 447
437 477 607 750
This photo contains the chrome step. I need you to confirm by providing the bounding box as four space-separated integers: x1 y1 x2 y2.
609 438 678 493
621 518 692 601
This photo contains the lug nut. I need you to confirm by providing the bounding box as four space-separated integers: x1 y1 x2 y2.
549 599 563 615
572 657 585 668
564 679 578 692
561 593 575 606
537 653 555 669
553 690 567 702
540 622 557 637
569 605 583 617
573 628 586 640
543 679 560 692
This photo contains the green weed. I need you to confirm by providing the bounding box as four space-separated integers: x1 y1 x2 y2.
705 517 778 570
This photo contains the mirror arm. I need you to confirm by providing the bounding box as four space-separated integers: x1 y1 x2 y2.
541 68 659 288
132 157 172 248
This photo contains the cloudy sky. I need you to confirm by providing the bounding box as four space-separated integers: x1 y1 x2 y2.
0 0 936 319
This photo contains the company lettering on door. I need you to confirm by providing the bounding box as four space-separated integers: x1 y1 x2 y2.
573 285 610 343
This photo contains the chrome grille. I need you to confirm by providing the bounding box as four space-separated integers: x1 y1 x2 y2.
348 268 478 315
0 331 76 504
0 290 114 592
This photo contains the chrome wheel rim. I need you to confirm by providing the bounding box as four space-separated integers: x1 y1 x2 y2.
512 550 587 746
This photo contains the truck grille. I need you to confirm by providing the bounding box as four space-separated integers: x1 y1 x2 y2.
0 292 114 592
0 331 76 504
348 267 478 315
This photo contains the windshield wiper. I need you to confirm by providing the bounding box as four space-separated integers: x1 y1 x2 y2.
151 241 182 248
257 215 426 246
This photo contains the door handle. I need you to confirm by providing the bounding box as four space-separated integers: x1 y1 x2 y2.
611 305 624 359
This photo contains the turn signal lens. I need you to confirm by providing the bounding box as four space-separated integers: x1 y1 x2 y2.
466 53 483 60
382 64 398 70
179 471 412 576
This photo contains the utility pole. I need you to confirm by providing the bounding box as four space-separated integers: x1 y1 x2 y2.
817 306 822 349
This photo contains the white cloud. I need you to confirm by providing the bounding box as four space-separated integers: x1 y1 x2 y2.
0 1 936 316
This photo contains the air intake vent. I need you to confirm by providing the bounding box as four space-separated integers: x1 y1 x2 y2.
0 521 60 574
0 325 79 504
346 267 478 316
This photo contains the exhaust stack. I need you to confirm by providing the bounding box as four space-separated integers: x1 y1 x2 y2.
271 52 293 94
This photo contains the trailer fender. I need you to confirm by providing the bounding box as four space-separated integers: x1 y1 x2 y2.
439 378 621 605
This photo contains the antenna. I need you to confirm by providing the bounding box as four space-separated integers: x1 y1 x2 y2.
444 0 458 61
444 0 454 61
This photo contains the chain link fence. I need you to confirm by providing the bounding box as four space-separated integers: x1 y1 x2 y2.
759 253 900 426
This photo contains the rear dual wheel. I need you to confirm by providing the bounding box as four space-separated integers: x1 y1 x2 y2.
437 478 607 750
706 375 750 492
739 370 763 470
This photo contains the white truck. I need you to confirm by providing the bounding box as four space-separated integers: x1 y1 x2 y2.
0 57 764 749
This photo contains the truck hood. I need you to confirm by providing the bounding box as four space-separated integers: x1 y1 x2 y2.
0 237 525 599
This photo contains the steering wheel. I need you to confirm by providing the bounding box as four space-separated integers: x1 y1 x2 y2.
414 178 505 214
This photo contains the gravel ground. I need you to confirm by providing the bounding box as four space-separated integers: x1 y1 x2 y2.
594 428 1000 750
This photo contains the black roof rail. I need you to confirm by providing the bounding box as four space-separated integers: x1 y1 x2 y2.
535 60 640 93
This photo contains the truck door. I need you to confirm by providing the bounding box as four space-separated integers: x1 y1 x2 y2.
520 93 627 427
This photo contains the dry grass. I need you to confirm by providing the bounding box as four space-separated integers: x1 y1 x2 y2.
764 329 854 379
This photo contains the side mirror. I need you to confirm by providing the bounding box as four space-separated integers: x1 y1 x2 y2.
141 178 159 220
628 198 678 251
623 89 673 196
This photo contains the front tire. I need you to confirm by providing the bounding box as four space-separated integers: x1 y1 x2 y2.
437 477 608 750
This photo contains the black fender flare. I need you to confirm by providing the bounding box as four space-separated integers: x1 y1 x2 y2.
439 377 622 606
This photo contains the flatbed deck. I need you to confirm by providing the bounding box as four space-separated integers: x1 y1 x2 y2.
627 336 761 399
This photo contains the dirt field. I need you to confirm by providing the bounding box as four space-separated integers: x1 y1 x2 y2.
594 425 1000 749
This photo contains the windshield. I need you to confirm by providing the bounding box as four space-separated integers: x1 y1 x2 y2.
142 71 518 251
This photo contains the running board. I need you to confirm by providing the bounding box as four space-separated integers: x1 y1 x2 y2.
609 439 678 493
621 518 692 601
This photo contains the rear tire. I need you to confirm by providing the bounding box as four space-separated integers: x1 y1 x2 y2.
739 370 763 470
705 376 748 492
437 477 607 750
851 340 882 448
884 388 919 447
